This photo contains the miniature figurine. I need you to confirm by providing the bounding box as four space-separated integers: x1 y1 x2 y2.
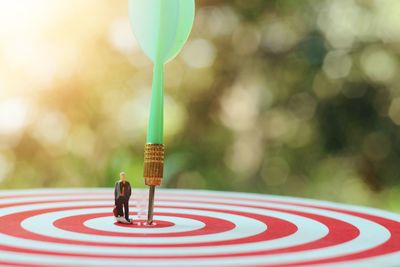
114 172 132 224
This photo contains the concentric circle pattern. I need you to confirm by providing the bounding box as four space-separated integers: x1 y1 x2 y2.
0 188 399 267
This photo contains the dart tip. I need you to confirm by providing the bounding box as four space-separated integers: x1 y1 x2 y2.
147 185 156 225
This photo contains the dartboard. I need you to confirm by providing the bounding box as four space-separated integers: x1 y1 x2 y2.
0 188 399 267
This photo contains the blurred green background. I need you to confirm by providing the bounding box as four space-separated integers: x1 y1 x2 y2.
0 0 399 211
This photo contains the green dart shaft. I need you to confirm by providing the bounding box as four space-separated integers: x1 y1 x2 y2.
147 61 164 144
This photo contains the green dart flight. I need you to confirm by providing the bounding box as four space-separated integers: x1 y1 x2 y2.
128 0 195 224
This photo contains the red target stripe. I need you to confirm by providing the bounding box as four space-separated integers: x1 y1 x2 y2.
163 194 400 265
0 190 398 266
0 192 110 200
54 212 235 237
0 204 361 260
184 195 400 264
272 213 400 266
0 205 296 248
172 197 400 263
0 198 110 209
0 261 52 267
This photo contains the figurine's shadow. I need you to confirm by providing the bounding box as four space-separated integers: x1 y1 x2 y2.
113 218 173 228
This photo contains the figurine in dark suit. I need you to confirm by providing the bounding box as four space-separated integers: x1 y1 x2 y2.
114 172 132 223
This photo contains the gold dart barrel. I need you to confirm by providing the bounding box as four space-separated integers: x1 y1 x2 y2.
143 144 164 224
144 144 164 186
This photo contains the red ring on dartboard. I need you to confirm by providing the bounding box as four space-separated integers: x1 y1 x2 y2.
267 209 400 266
0 198 110 209
0 204 297 248
0 260 47 267
0 192 398 266
54 212 236 237
0 192 109 200
158 193 400 265
0 201 356 260
161 193 400 264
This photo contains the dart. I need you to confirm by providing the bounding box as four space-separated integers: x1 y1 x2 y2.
128 0 195 225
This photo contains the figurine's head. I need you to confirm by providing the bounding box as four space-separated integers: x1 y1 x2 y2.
120 172 126 182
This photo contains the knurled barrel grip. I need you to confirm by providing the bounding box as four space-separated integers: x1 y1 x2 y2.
143 144 165 186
